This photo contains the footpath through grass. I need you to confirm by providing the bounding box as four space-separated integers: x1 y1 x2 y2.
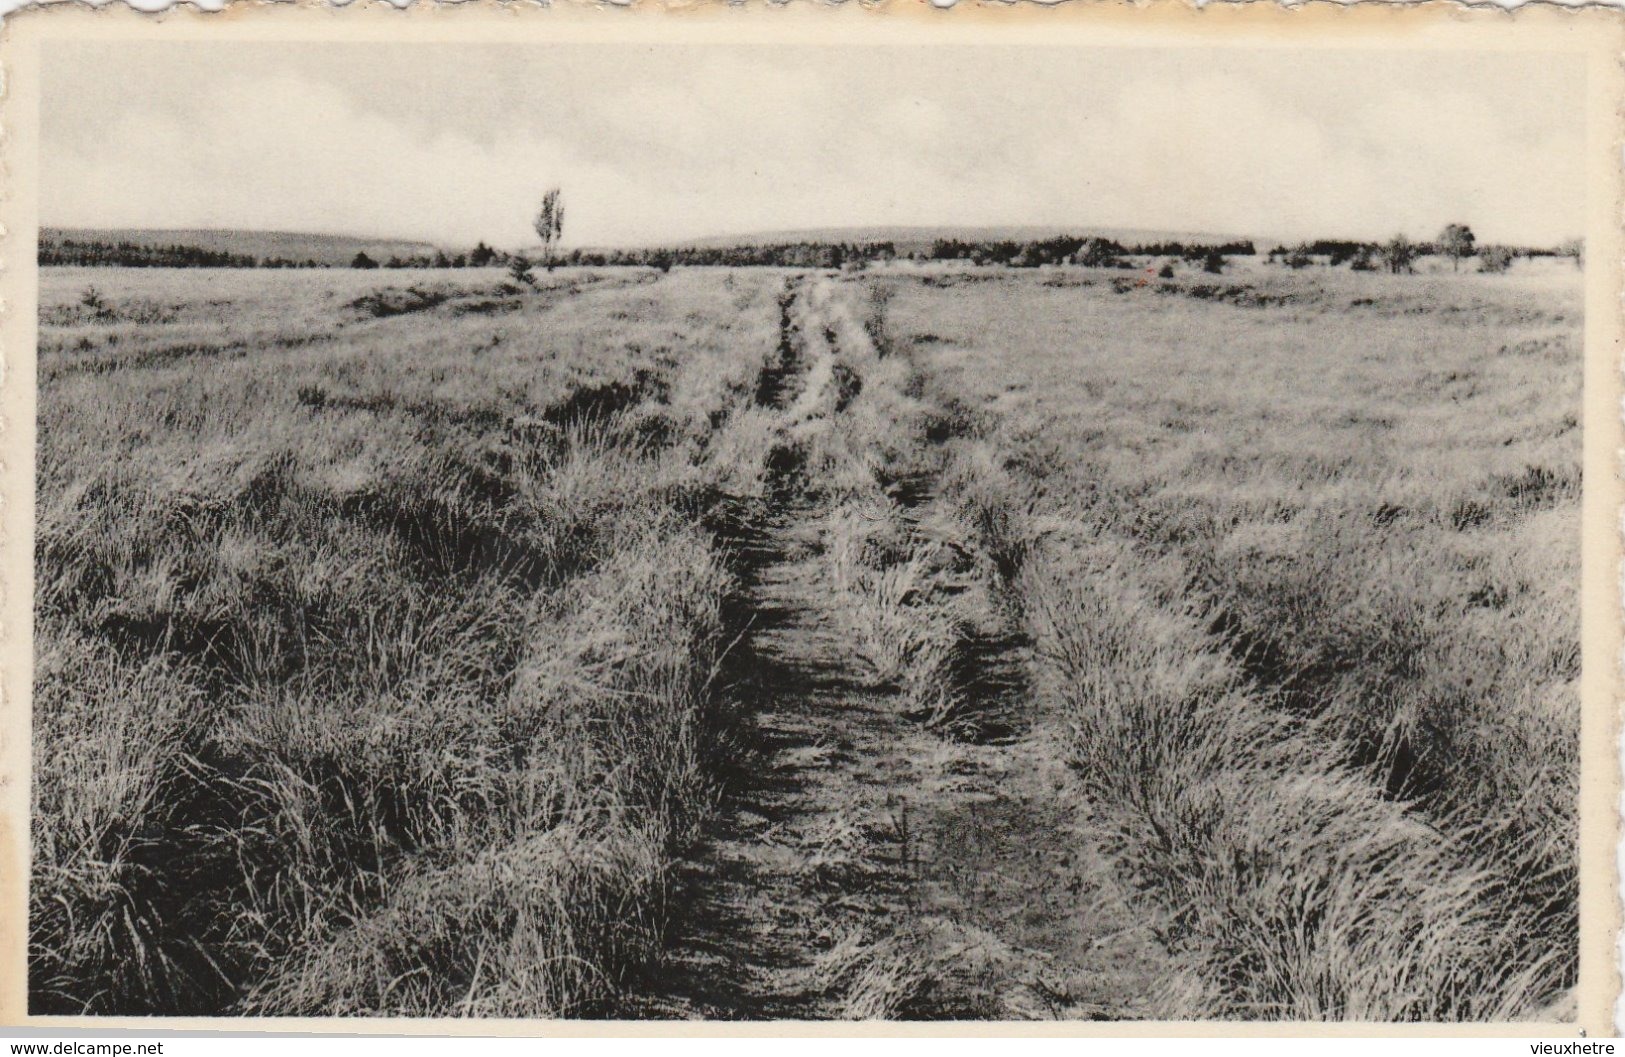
626 276 1163 1019
33 262 1580 1020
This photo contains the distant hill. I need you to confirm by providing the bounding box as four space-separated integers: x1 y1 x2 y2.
664 225 1258 255
41 228 441 267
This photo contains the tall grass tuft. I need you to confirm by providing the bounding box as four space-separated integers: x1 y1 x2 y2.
242 519 731 1015
824 500 973 728
1022 536 1570 1020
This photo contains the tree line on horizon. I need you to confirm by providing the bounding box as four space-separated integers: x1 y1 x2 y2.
41 237 268 269
38 234 1248 271
41 227 1582 274
1266 226 1584 274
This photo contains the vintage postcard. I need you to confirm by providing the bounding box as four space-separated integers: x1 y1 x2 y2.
0 2 1619 1036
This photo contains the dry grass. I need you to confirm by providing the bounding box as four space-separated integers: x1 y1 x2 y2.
885 263 1581 1019
33 267 785 1015
1022 537 1561 1019
34 260 1582 1021
779 279 1005 734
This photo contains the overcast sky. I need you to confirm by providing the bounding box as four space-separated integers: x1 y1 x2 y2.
41 42 1587 249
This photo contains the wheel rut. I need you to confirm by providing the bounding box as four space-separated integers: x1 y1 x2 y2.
622 275 1160 1021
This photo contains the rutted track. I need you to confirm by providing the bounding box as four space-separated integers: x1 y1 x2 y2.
623 275 1159 1020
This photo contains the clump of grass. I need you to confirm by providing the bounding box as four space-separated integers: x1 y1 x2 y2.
800 289 1034 737
30 627 217 1013
825 501 971 727
934 440 1040 602
34 437 737 1016
1022 536 1570 1020
808 919 1030 1020
784 279 935 506
1183 503 1580 946
242 518 731 1016
245 820 668 1017
810 928 937 1020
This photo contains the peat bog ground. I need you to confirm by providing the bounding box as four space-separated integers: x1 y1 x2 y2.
33 262 1581 1020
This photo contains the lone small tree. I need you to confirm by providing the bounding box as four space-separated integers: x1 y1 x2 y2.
1382 234 1416 275
1438 223 1476 273
534 188 565 269
352 251 379 269
508 254 536 288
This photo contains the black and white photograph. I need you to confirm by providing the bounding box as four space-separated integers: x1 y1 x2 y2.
5 8 1619 1031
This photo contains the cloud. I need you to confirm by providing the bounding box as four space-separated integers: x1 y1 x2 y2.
40 45 1587 248
46 72 613 247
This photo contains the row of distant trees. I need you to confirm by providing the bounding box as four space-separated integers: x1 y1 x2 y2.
350 240 891 271
1265 226 1583 274
924 235 1255 269
353 240 905 272
555 241 897 270
363 235 1248 273
351 242 506 270
34 234 769 271
42 218 1582 276
45 234 1206 272
41 238 267 269
42 238 529 271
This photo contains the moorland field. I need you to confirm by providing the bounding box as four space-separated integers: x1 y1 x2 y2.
32 259 1580 1019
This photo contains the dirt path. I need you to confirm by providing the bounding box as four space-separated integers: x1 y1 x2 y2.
624 275 1160 1021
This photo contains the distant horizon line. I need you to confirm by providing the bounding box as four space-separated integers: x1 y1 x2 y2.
38 221 1585 252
